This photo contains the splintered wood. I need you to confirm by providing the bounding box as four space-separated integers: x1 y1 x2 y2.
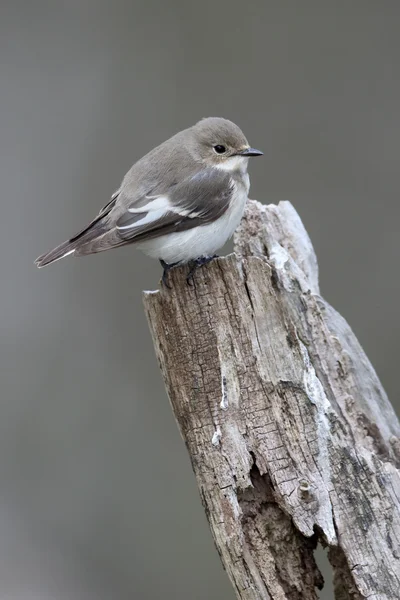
143 200 400 600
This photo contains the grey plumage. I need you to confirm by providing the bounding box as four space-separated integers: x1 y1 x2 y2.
35 117 262 268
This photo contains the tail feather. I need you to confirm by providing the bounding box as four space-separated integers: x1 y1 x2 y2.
35 221 108 268
35 239 80 268
35 195 119 268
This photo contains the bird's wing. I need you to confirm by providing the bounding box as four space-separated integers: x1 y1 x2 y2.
71 169 234 257
114 168 234 242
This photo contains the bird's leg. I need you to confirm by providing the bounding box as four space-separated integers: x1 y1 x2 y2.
160 259 179 289
186 255 218 286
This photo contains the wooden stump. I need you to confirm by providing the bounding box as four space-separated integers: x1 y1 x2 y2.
143 200 400 600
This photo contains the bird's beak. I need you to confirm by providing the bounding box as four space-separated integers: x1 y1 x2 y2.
237 147 263 157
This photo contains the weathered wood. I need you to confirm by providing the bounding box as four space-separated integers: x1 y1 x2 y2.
143 200 400 600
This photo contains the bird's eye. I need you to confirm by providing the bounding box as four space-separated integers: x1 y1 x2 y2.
213 145 226 154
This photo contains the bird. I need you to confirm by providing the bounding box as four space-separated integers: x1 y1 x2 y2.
35 117 263 286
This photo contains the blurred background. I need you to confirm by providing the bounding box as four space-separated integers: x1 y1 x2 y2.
1 1 399 598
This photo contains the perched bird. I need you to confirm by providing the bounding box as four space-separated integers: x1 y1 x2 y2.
35 117 262 285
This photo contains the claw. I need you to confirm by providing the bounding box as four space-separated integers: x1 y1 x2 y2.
160 255 218 288
186 255 218 286
160 259 179 289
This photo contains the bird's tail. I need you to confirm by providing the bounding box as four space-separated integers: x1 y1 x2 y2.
34 195 120 268
35 216 109 268
35 238 81 268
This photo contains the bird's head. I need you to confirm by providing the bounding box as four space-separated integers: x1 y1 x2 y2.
188 117 263 171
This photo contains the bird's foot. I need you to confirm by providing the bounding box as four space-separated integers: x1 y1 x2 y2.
160 259 179 289
186 255 218 286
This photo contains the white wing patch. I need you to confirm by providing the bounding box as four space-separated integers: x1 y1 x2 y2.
128 196 170 214
117 208 169 230
118 194 201 231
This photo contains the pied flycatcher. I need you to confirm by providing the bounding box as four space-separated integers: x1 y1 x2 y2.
35 117 263 285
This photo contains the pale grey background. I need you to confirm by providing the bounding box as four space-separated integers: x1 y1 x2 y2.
1 1 399 598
